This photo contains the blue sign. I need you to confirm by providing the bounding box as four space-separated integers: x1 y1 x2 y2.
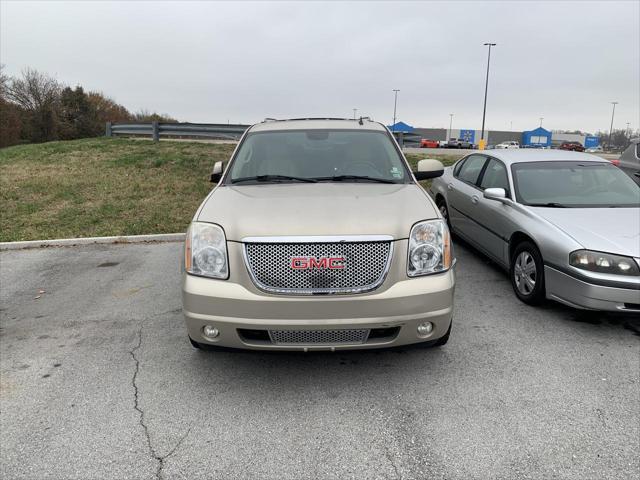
585 136 599 148
459 129 475 144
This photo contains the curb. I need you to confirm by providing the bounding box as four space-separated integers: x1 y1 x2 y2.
0 233 186 251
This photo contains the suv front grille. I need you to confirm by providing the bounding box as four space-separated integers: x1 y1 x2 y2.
243 236 393 295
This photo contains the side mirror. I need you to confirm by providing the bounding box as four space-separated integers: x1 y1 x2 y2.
210 161 223 183
483 187 507 201
414 159 444 180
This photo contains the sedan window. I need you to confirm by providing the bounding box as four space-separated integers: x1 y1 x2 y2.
456 155 487 185
480 158 510 194
512 161 640 207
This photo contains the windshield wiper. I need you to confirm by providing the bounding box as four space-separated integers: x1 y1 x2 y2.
312 175 396 184
231 174 317 184
527 202 568 208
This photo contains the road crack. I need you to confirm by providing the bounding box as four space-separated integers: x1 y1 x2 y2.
385 450 401 480
130 325 190 479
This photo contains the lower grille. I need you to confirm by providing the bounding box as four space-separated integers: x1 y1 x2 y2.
269 329 369 345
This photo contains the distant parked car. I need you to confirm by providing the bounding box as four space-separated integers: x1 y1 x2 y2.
429 150 640 312
616 138 640 185
438 140 448 148
559 141 585 152
420 139 439 148
585 146 603 153
495 141 520 149
447 138 472 149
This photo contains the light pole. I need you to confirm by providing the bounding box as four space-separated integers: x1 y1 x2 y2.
539 117 544 128
392 89 400 132
608 101 618 148
353 108 357 120
448 113 454 139
480 42 496 141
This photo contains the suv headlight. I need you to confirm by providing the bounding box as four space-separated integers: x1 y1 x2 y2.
185 222 229 279
569 250 639 276
407 219 452 277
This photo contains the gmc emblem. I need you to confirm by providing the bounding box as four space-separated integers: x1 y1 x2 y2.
291 257 346 270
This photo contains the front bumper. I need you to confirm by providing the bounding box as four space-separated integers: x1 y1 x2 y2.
182 241 455 351
545 266 640 313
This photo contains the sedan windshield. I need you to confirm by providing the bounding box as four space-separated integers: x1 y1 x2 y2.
227 130 409 184
512 161 640 208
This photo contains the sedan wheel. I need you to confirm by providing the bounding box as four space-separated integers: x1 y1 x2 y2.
510 241 545 305
437 199 451 229
514 252 536 295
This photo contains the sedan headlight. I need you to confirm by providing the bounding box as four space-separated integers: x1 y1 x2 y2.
407 219 452 277
569 250 639 276
185 222 229 279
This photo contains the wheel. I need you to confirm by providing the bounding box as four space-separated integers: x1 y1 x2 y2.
436 198 451 229
189 336 202 349
510 241 545 305
432 320 451 347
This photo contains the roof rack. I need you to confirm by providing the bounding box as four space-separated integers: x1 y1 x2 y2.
261 117 374 123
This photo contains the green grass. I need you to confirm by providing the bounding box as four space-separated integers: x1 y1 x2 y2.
0 138 235 241
0 139 463 242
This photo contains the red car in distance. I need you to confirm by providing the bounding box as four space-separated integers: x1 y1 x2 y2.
420 139 439 148
559 141 585 152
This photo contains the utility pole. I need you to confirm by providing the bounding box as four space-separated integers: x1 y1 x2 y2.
539 117 544 128
480 42 496 141
392 89 400 132
353 108 357 120
448 113 454 139
608 101 618 148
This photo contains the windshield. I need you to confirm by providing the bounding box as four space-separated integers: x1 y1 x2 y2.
226 130 409 184
512 161 640 208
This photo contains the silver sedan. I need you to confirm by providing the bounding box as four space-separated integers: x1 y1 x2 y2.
430 150 640 313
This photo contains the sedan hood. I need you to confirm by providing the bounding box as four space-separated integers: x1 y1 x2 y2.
197 183 437 241
532 207 640 257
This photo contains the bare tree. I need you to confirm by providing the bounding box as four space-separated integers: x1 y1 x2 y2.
5 68 61 142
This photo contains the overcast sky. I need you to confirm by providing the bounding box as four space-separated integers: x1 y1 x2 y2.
1 0 638 133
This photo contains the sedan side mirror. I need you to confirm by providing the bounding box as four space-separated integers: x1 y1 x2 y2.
210 161 223 183
414 159 444 180
483 187 507 201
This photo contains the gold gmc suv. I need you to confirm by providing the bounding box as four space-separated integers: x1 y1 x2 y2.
182 118 455 351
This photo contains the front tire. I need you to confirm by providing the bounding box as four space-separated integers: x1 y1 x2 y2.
432 320 451 347
436 198 451 230
510 241 545 305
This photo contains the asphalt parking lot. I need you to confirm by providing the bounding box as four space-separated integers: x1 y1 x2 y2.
1 241 638 480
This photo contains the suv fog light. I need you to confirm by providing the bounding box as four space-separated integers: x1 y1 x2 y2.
203 325 220 339
417 322 433 336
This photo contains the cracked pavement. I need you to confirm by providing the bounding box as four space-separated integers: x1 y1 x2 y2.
1 241 639 479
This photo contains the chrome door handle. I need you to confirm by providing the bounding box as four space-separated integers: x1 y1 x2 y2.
447 183 454 190
471 195 479 204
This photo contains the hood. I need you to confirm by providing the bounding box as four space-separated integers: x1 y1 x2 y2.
197 183 437 241
532 207 640 257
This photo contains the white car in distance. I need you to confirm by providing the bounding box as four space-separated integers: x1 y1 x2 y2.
495 141 520 149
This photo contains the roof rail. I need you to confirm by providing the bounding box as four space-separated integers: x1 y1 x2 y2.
261 117 375 123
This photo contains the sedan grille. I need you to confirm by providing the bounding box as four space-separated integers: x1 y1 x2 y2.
269 329 369 345
243 237 393 295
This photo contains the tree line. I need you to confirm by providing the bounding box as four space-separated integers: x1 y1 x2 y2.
0 66 176 148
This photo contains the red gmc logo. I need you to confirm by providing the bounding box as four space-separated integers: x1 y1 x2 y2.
291 257 346 270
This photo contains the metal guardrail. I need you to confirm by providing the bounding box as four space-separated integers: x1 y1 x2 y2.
106 122 250 141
